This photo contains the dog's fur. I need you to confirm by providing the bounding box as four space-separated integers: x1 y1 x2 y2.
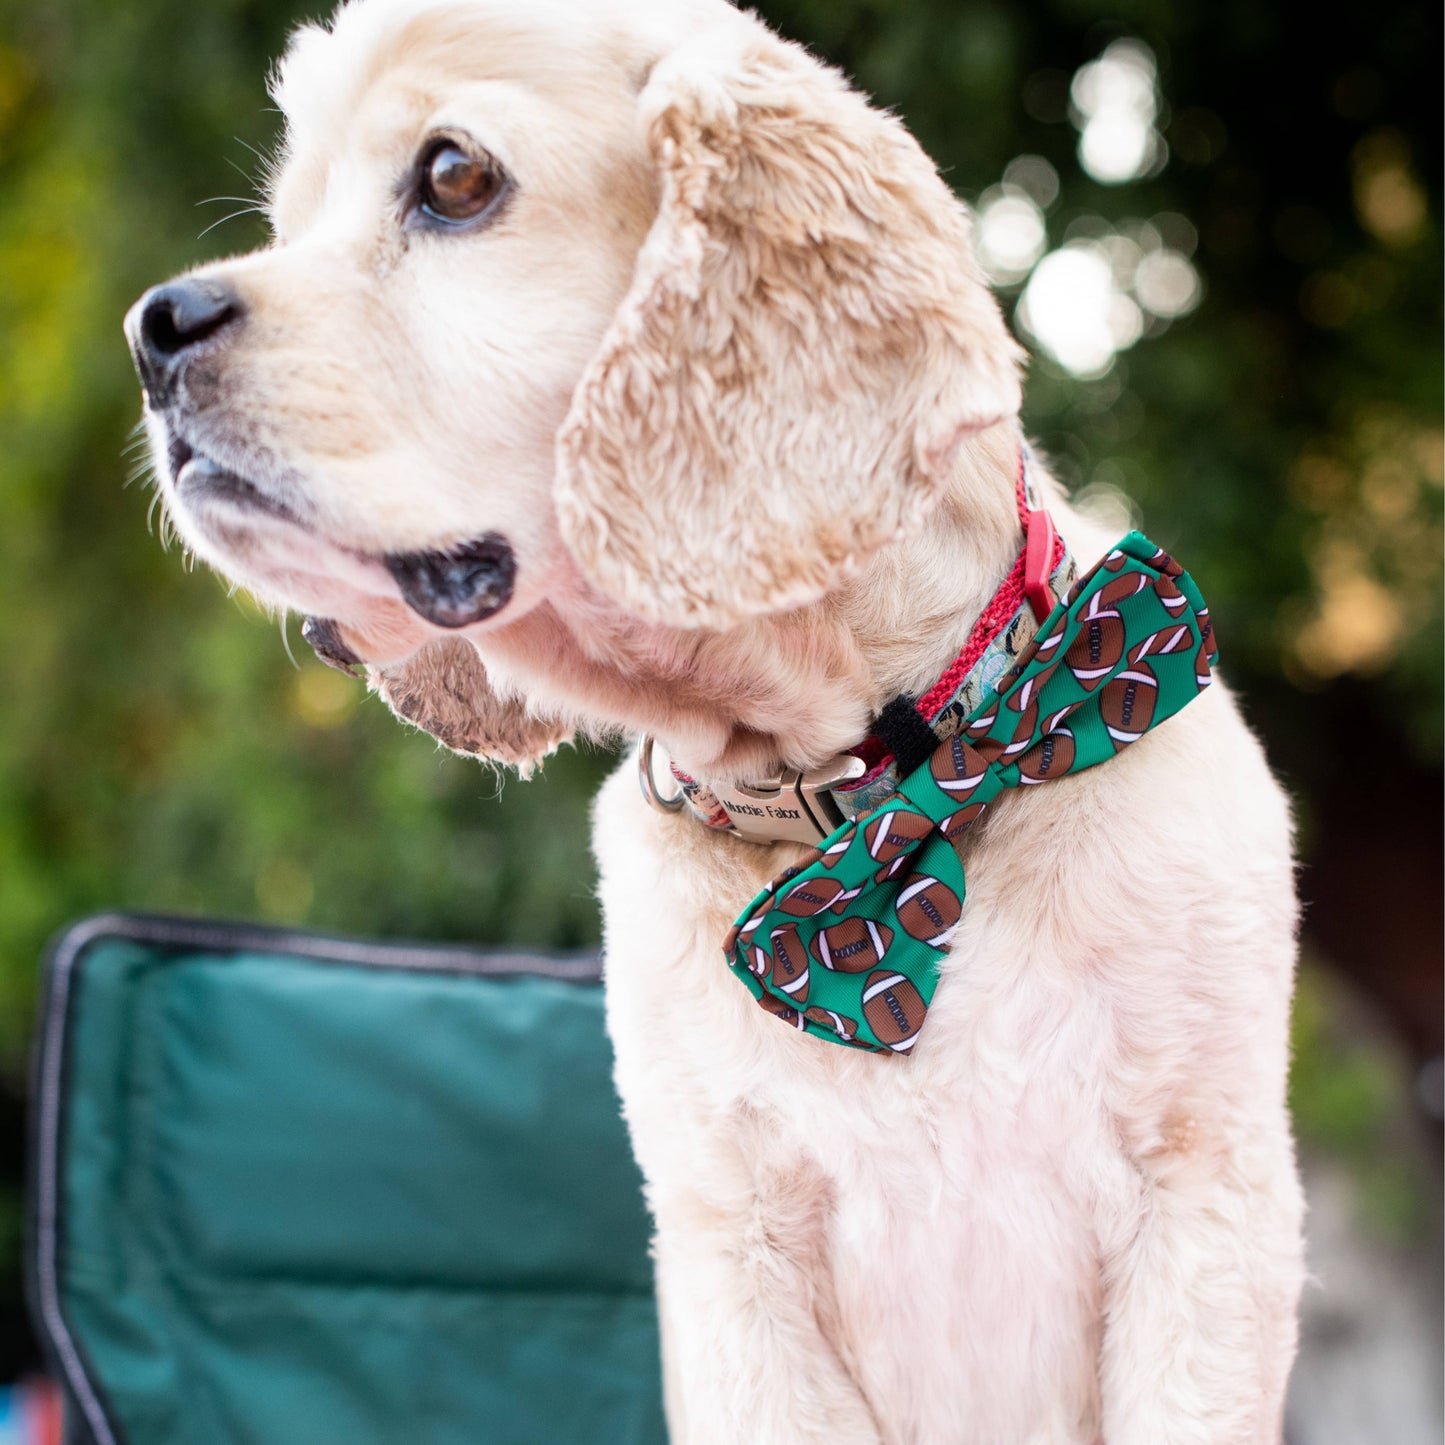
132 1 1304 1439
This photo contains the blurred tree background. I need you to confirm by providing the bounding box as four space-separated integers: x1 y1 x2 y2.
0 0 1439 1423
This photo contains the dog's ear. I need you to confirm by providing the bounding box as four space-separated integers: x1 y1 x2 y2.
557 20 1023 629
368 638 571 776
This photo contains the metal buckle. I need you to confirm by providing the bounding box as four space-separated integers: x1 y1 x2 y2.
637 736 868 846
637 735 686 814
709 754 868 845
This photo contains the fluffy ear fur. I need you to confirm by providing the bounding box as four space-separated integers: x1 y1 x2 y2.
369 639 571 775
557 18 1023 630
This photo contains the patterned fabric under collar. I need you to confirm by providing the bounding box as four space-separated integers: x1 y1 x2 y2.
723 531 1218 1055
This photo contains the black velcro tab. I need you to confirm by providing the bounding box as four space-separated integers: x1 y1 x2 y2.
872 696 939 776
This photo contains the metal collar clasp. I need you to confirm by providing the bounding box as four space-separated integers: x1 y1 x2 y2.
639 735 866 846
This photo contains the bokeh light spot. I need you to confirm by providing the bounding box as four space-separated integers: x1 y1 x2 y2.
1134 248 1203 318
975 186 1047 285
1001 154 1059 209
292 665 359 728
1070 40 1163 185
1018 245 1129 377
1352 131 1427 248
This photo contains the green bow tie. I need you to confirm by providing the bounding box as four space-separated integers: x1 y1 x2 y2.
724 531 1218 1054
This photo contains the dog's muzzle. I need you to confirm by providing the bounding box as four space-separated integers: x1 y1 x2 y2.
385 534 516 628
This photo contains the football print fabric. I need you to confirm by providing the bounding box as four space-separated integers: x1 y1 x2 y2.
723 531 1219 1054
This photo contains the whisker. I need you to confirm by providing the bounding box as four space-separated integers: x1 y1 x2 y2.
198 206 263 240
235 135 270 163
225 155 260 190
279 613 300 670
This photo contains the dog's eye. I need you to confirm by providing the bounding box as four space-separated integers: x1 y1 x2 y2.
418 142 507 225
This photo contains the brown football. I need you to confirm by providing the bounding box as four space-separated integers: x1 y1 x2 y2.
804 1005 859 1042
768 924 811 1003
965 712 1006 763
930 734 989 796
1128 624 1192 664
1196 607 1215 655
734 909 767 955
1042 702 1080 734
895 875 963 946
861 970 927 1052
1153 574 1188 615
966 703 997 737
1016 726 1078 783
939 801 988 847
1101 665 1159 749
1148 546 1184 577
1195 641 1213 690
809 918 895 973
1001 698 1039 757
863 808 933 864
1095 573 1149 608
1065 612 1125 690
1005 621 1064 684
1031 625 1065 665
819 833 855 869
758 993 807 1029
779 875 846 917
1006 660 1057 714
874 854 914 884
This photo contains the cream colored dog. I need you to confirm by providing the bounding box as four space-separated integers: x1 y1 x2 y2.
125 0 1304 1439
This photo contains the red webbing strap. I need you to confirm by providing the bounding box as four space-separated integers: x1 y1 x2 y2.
914 450 1062 724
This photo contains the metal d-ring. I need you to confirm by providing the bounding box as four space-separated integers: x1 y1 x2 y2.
638 735 686 815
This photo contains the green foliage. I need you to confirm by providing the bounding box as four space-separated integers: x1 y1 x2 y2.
0 0 1438 1089
0 0 619 1069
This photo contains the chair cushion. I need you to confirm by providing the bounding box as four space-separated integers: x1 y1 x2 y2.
28 915 665 1445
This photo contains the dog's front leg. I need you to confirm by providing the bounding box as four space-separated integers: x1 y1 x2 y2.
651 1188 886 1445
594 770 886 1445
1096 1120 1305 1445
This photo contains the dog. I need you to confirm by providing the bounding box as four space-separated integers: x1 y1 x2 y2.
125 1 1305 1439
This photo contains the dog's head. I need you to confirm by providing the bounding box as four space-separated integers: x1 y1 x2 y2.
126 0 1021 765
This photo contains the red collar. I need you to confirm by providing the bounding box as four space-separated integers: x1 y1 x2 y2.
858 450 1063 776
640 446 1067 844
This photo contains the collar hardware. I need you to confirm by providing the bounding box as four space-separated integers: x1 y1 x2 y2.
643 442 1071 847
638 738 866 845
707 755 868 845
637 735 686 814
1022 506 1059 624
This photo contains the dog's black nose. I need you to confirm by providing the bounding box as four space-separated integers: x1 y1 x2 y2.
125 277 243 404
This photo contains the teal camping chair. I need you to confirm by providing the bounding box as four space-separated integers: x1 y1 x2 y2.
27 915 668 1445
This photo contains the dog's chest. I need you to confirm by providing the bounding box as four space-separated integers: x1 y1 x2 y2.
596 765 1120 1441
739 958 1112 1442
